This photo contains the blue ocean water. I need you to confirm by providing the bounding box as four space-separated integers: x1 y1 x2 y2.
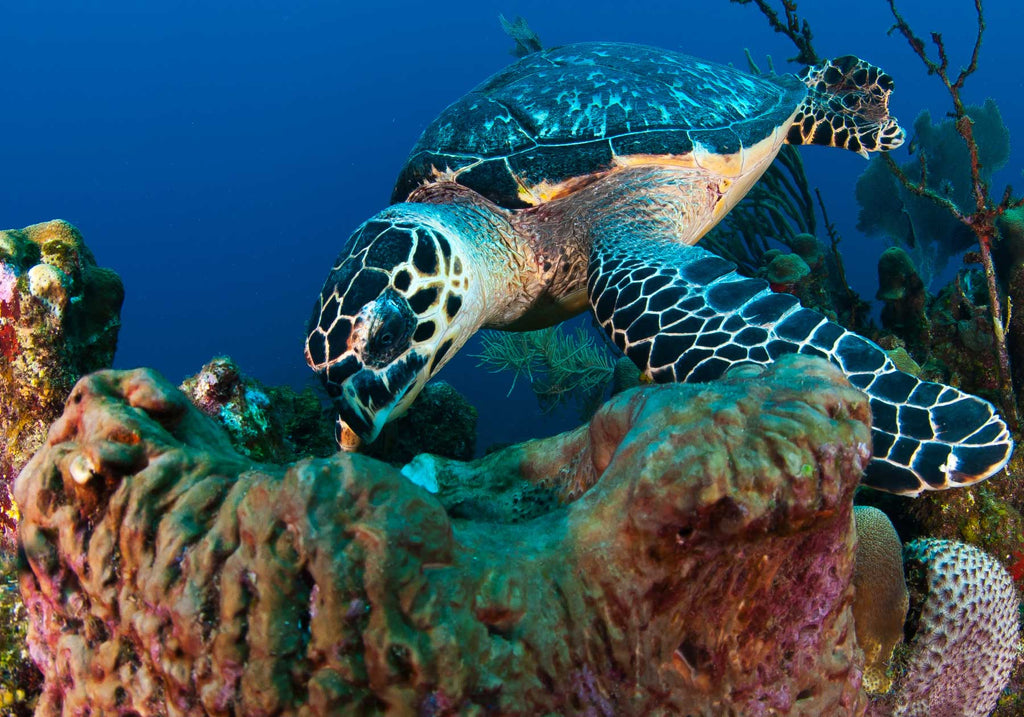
1 0 1020 451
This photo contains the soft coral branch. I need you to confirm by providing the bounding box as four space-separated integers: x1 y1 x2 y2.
728 0 820 66
885 0 1019 428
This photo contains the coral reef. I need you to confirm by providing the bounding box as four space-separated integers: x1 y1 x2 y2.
736 0 1024 572
16 355 874 715
179 355 475 466
0 220 123 538
760 249 810 290
881 539 1020 717
702 139 869 332
873 455 1024 590
0 220 121 711
853 506 908 695
866 266 1004 404
0 550 40 714
876 247 928 351
879 0 1022 423
179 355 335 463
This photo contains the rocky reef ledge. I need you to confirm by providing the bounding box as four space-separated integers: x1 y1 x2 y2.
15 355 872 715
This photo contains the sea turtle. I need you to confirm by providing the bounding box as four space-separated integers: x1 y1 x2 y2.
305 42 1013 495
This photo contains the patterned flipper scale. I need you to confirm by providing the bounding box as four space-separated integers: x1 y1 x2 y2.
587 239 1012 495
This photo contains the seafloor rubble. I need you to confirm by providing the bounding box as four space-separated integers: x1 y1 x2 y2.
17 355 875 715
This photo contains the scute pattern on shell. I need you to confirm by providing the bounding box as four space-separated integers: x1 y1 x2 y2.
392 42 806 207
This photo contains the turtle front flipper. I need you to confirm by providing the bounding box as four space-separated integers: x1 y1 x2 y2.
587 238 1012 495
787 56 905 157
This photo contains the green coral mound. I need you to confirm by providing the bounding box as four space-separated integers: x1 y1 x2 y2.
761 250 811 285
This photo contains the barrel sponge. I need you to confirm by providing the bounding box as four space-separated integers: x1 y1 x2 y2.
852 505 909 694
893 539 1020 716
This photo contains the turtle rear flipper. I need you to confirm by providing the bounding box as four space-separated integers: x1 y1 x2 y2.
587 236 1012 495
787 56 905 157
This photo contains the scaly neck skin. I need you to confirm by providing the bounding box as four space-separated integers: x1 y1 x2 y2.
527 164 724 253
406 165 723 331
406 182 554 330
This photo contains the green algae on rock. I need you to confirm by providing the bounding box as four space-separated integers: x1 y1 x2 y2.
16 355 874 715
180 356 336 463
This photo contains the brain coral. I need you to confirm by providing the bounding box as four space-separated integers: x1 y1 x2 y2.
15 355 873 715
853 506 909 695
890 538 1020 717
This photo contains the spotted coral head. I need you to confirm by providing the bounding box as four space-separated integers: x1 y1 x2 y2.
305 205 475 450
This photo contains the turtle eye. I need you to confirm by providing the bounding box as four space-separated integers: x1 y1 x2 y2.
364 289 415 367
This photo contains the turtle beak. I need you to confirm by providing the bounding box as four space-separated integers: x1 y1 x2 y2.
335 418 364 452
329 350 430 450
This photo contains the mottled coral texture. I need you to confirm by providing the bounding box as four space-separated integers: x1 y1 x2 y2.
0 220 123 515
889 539 1019 717
179 355 336 463
16 355 872 715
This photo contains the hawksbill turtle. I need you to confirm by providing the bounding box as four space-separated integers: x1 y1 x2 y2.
305 42 1013 495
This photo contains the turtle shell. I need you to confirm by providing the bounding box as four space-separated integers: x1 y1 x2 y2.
392 42 806 208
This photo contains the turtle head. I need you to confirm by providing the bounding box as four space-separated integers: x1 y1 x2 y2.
305 207 478 450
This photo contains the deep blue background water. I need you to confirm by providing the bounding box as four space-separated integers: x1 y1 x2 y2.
2 1 1021 451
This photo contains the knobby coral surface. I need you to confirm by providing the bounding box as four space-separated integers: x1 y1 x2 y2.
16 355 873 715
0 220 123 529
887 539 1019 717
